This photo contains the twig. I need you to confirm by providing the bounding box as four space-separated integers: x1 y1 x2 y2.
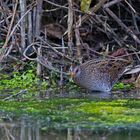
103 0 123 8
43 0 69 10
75 15 82 63
80 0 107 24
23 40 69 75
38 37 74 62
2 0 18 49
128 0 139 32
0 0 18 62
36 46 42 76
67 0 74 55
104 8 140 45
90 15 124 46
35 0 43 37
23 42 38 60
125 0 136 13
19 0 26 51
64 0 108 36
36 55 69 75
0 3 36 62
3 90 27 101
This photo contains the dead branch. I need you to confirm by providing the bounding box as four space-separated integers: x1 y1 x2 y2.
104 7 140 45
67 0 74 54
19 0 26 51
103 0 123 8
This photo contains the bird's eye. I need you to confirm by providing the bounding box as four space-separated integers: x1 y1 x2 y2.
75 68 79 73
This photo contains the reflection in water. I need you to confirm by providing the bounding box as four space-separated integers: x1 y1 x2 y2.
1 89 140 100
0 118 41 140
44 89 140 100
76 89 140 99
0 118 140 140
1 90 140 140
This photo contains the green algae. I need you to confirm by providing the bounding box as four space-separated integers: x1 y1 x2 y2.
0 98 140 129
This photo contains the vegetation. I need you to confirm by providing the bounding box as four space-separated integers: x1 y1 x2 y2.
0 70 47 91
0 0 139 85
0 68 133 97
113 82 133 90
0 99 140 130
0 0 140 133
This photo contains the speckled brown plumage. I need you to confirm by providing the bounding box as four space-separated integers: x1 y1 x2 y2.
70 59 131 92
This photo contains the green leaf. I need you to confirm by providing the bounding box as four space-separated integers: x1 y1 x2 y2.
80 0 92 13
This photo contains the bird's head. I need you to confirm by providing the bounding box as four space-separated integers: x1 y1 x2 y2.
69 65 81 79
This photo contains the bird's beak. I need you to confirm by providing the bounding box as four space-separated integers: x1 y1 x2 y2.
70 72 75 78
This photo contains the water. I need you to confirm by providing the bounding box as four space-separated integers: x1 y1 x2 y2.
0 118 140 140
55 89 140 99
0 89 140 140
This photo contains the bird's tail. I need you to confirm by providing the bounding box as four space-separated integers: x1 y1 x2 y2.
124 65 140 75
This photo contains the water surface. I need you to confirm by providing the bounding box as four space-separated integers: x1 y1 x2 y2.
0 89 140 140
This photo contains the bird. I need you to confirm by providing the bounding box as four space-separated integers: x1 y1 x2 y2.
70 59 132 92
